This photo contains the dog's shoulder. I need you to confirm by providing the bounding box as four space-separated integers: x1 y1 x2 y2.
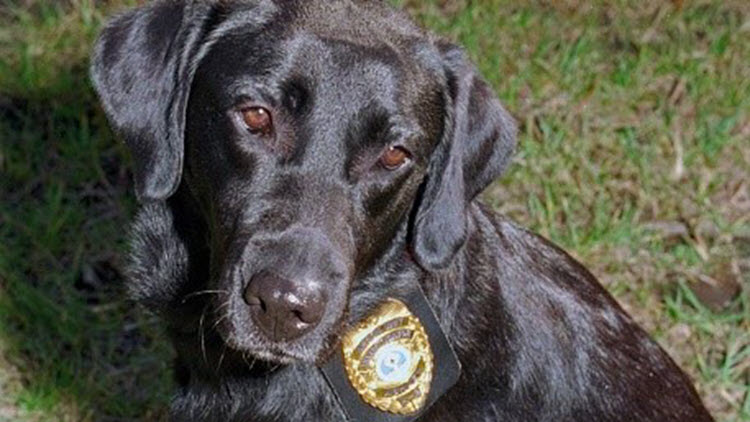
459 202 712 421
468 201 605 296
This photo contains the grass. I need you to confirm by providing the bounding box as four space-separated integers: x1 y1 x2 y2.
1 0 748 420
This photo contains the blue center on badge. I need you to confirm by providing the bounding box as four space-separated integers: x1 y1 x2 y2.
375 344 413 384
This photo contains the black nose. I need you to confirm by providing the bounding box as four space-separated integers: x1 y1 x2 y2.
243 271 326 341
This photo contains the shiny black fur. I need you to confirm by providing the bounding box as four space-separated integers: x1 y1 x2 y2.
91 1 713 421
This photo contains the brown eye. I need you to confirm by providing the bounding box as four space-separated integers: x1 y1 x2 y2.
241 107 272 134
379 146 411 170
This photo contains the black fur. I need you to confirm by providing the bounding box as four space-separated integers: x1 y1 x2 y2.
91 1 713 421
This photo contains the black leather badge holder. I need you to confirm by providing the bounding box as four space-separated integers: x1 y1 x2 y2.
320 283 461 422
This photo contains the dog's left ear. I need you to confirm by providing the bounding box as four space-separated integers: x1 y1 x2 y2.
90 2 214 201
412 41 517 271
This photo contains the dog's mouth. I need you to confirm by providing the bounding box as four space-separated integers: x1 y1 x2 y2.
216 327 348 369
210 290 350 367
236 345 307 365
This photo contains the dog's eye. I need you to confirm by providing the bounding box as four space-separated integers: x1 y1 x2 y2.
379 146 411 170
241 107 273 134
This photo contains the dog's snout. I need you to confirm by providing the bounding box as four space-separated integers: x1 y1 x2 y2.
243 271 326 342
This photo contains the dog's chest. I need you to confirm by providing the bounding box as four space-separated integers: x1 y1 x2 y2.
173 366 473 422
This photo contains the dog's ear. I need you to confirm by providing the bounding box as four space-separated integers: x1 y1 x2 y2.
90 2 212 201
412 42 517 270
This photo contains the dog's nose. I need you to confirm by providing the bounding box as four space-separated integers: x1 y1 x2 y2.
243 271 326 341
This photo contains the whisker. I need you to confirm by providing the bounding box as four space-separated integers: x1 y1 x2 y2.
211 314 229 332
216 342 229 374
181 289 228 304
242 352 257 372
208 298 233 330
198 301 211 366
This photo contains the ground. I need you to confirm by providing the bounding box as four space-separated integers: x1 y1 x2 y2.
0 0 748 420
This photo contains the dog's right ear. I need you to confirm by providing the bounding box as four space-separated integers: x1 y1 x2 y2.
411 41 517 271
90 2 213 201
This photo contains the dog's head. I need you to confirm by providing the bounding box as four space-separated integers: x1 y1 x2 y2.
92 0 515 364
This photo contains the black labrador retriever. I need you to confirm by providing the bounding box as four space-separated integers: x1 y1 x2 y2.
91 1 714 421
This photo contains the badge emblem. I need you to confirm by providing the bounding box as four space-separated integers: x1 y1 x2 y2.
341 299 434 415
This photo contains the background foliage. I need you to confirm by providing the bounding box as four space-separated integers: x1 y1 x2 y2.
1 0 748 420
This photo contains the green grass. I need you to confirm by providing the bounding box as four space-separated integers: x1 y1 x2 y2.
1 0 748 420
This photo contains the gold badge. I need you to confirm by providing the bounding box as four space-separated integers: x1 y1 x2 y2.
341 299 434 415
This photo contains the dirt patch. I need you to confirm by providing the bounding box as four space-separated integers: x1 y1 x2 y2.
0 341 23 422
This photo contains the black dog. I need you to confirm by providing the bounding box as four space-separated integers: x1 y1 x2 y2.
91 1 713 421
